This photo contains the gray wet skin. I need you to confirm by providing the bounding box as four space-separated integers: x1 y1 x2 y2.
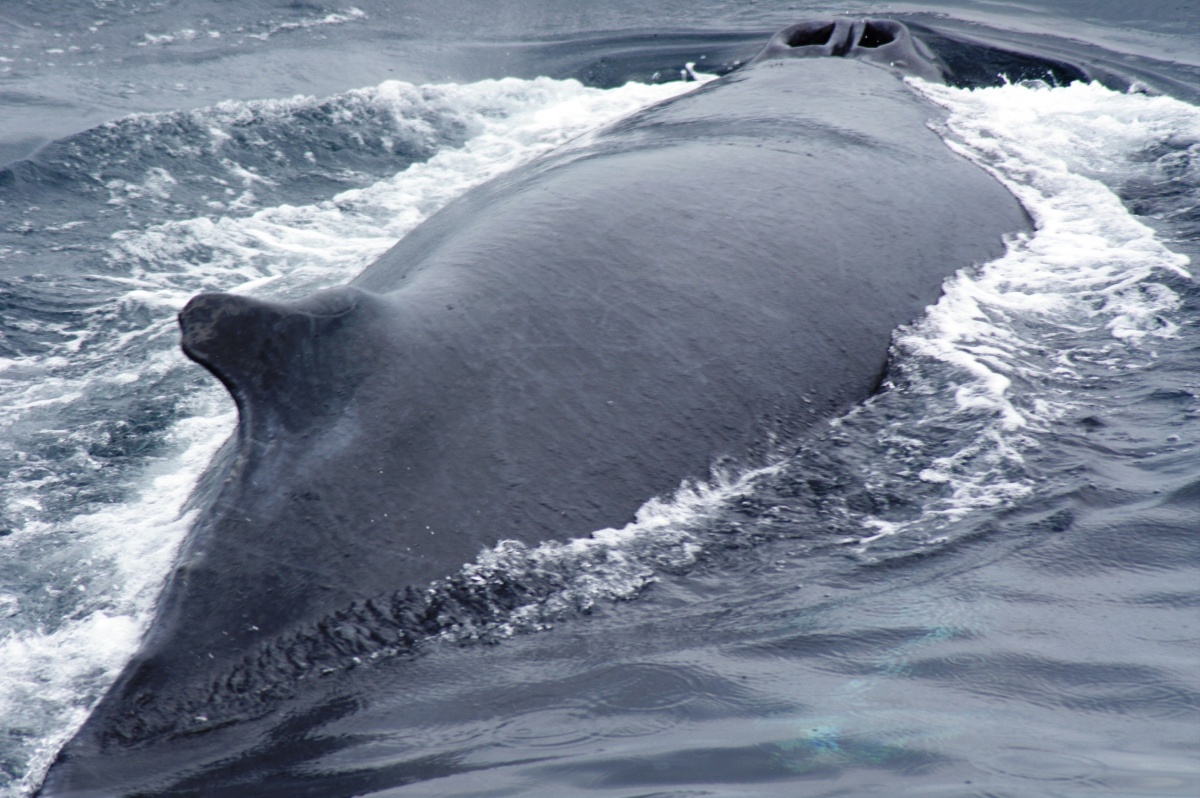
41 19 1029 796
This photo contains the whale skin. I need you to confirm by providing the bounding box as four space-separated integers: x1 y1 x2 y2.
39 19 1034 797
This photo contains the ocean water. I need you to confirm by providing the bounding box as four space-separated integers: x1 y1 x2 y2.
0 1 1197 796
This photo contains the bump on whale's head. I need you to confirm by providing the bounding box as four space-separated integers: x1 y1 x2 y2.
749 19 945 82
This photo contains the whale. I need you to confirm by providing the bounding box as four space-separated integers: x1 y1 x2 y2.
40 19 1034 796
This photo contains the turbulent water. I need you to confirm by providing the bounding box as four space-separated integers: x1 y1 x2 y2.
1 1 1198 796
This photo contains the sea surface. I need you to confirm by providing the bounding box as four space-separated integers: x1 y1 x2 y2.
0 1 1197 796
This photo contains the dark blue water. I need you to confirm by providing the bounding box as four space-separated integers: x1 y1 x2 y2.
1 1 1197 795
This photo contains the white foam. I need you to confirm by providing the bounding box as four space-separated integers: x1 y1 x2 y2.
442 467 772 639
0 392 233 795
107 76 709 300
137 7 364 48
105 166 178 205
137 7 366 48
848 80 1196 548
244 7 367 42
3 612 143 796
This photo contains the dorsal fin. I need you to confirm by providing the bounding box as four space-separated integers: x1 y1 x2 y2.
178 286 384 436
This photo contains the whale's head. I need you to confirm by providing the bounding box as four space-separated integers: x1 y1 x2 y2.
749 19 945 82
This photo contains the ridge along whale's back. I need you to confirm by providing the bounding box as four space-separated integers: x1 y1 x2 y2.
40 19 1032 796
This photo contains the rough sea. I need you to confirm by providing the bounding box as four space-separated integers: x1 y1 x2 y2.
1 1 1197 795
